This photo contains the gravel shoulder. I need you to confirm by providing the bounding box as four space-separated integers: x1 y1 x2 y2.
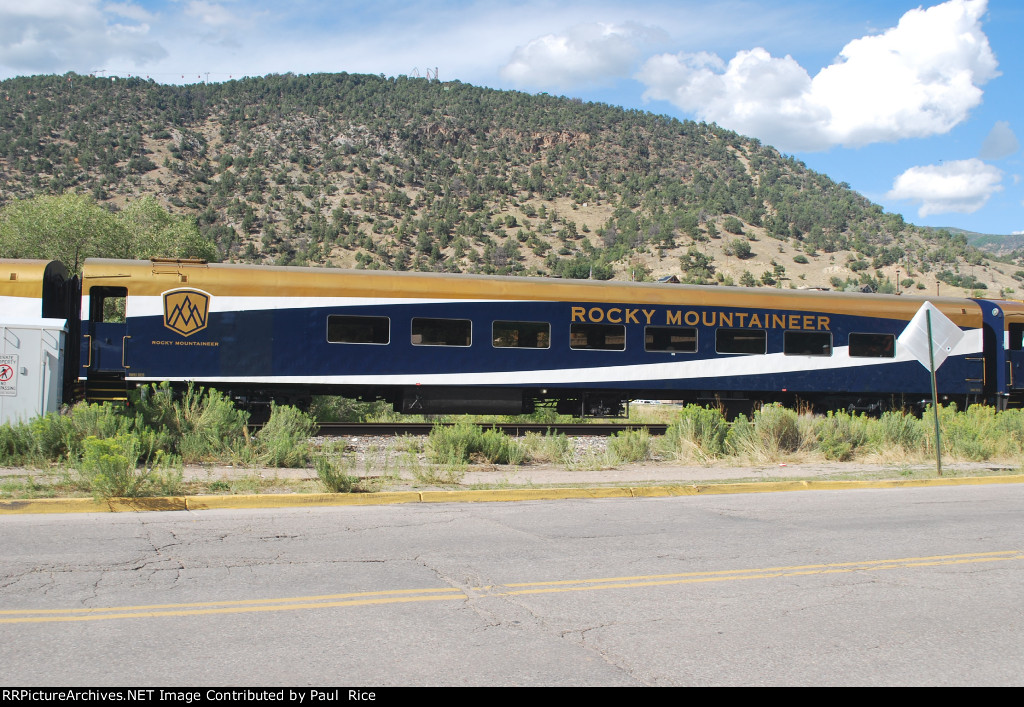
177 458 1020 489
2 434 1020 498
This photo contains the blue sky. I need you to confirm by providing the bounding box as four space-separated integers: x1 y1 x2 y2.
1 0 1021 236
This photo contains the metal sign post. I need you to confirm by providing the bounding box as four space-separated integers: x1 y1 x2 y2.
926 309 942 476
897 302 964 477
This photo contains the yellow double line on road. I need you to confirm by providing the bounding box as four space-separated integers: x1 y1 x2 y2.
3 550 1021 624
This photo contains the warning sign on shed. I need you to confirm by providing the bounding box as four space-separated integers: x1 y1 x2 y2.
0 354 17 396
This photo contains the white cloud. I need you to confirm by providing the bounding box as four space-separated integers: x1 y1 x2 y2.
636 0 998 152
501 22 666 89
979 121 1020 160
184 1 236 28
0 0 165 74
886 158 1003 217
103 3 155 23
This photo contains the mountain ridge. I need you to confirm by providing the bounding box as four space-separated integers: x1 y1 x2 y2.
1 71 1020 298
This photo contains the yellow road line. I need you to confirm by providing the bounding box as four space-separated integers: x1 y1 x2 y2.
3 550 1020 625
0 586 463 616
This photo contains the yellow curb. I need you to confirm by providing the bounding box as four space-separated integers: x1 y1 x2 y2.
184 491 422 511
419 487 634 503
802 475 1024 491
2 475 1023 515
0 498 109 514
106 497 188 512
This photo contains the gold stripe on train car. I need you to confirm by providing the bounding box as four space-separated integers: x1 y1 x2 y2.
78 258 984 327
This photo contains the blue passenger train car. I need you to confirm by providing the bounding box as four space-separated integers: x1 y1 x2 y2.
32 257 1020 416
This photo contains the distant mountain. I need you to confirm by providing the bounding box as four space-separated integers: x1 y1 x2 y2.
930 227 1024 256
1 72 1020 296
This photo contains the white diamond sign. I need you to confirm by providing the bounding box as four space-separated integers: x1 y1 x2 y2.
897 301 964 371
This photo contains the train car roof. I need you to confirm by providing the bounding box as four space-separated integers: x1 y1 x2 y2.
0 259 67 298
80 258 990 324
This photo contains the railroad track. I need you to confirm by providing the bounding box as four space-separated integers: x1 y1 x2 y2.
315 422 669 437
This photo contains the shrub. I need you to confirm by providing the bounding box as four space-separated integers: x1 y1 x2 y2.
133 383 249 462
0 422 34 466
813 411 869 461
427 422 476 464
607 428 653 463
661 405 729 462
314 454 357 493
426 423 526 465
992 408 1024 456
521 430 571 463
254 403 317 467
870 410 923 454
753 403 802 452
727 404 802 460
78 435 145 499
66 403 134 457
28 412 76 461
477 428 510 463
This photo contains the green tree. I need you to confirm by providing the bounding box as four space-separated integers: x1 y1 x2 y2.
0 194 216 272
731 238 753 259
116 197 217 262
722 216 744 235
680 247 715 284
0 194 122 272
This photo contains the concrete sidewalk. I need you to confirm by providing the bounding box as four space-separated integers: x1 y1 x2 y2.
2 462 1022 514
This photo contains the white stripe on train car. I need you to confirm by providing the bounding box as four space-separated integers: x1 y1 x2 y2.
0 296 44 319
131 329 982 386
124 295 521 316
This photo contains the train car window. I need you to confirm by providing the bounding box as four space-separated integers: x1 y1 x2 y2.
570 323 626 351
716 328 766 355
784 331 833 356
849 332 895 358
411 317 472 347
327 315 390 345
645 326 697 353
493 321 550 349
89 286 127 323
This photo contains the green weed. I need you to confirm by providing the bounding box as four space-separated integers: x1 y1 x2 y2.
314 454 358 493
606 428 653 463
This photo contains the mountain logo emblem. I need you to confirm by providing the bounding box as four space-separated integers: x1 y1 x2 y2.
163 289 211 337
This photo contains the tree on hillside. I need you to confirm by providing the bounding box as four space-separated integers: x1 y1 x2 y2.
730 238 753 259
680 247 715 284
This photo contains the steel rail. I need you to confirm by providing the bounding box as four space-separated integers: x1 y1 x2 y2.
315 422 669 437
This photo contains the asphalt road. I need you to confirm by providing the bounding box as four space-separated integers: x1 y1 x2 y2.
2 483 1022 686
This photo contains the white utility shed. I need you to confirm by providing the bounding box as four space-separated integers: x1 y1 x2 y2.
0 318 66 424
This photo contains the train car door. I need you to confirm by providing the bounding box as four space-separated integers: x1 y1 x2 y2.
81 286 129 375
1009 322 1024 391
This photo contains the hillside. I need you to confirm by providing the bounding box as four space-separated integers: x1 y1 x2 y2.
1 71 1021 297
949 227 1024 257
